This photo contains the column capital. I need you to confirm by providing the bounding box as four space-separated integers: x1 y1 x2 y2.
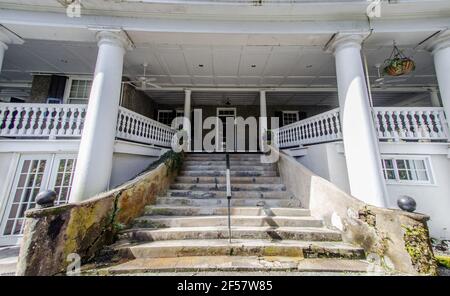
0 25 24 47
325 32 370 55
94 29 135 51
425 30 450 54
184 89 192 95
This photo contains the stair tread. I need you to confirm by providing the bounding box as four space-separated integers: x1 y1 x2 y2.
118 239 363 250
103 257 372 274
122 226 340 234
137 215 319 220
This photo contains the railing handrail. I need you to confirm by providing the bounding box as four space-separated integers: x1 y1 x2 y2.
117 106 174 130
372 106 445 112
0 102 87 109
278 107 341 130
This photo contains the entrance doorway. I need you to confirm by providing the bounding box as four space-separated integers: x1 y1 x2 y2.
216 107 236 151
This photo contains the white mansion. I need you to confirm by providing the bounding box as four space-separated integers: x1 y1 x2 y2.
0 0 449 250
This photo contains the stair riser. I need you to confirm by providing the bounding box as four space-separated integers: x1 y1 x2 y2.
156 198 301 207
118 245 365 260
182 165 276 171
183 161 274 166
167 190 290 199
119 230 342 242
134 217 323 228
145 207 309 217
175 176 282 184
170 184 286 191
179 171 278 177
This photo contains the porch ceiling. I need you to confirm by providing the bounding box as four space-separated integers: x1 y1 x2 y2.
0 34 438 89
148 90 431 107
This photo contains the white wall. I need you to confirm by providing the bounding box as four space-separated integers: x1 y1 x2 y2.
292 141 450 239
110 154 158 188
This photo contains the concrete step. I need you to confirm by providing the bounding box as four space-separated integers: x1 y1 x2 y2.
145 206 309 217
170 183 286 191
179 170 278 177
166 189 291 199
156 197 300 207
183 160 274 166
182 165 276 171
104 257 372 274
186 153 262 159
114 239 365 259
119 226 342 242
133 215 323 228
175 176 282 184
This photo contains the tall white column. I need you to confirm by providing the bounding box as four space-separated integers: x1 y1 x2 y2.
259 90 268 150
0 26 24 72
427 31 450 128
329 33 387 207
70 30 133 202
183 89 192 151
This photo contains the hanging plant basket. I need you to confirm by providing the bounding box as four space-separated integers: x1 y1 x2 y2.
383 43 416 77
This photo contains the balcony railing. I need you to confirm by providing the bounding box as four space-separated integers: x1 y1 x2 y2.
275 107 449 148
0 103 87 138
0 103 176 148
116 107 176 147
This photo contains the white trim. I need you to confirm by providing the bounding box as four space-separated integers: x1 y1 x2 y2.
0 153 20 245
281 110 299 126
63 76 93 104
0 140 80 153
114 140 163 157
381 155 435 186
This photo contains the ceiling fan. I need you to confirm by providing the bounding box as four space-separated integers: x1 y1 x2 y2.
373 63 408 88
125 63 162 90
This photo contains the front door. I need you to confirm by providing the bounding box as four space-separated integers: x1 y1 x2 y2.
216 107 236 152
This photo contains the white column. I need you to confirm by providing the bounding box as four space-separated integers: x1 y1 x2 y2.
259 90 268 150
429 88 441 107
0 26 24 72
183 89 192 151
329 33 387 207
69 30 133 202
427 31 450 127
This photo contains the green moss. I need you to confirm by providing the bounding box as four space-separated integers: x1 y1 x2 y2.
402 224 438 275
435 255 450 268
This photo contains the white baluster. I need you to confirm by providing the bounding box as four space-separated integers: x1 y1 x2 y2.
20 106 32 135
417 111 430 139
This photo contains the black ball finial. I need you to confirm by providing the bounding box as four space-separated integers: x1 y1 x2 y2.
36 190 57 208
397 195 417 212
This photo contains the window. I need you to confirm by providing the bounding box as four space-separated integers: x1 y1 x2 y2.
175 110 184 130
381 157 432 184
65 78 92 103
282 111 299 126
157 110 175 126
1 154 77 241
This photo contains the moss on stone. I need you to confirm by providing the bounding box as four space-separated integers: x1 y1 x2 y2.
435 255 450 268
402 224 438 275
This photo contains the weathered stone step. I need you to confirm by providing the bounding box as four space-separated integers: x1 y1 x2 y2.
170 183 286 191
182 165 276 171
104 257 372 274
133 215 323 228
156 197 300 207
175 176 282 184
115 239 365 259
119 226 342 242
166 189 291 199
183 160 274 166
145 206 308 217
179 170 278 177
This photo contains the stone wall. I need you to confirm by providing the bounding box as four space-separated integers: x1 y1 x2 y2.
121 83 155 118
275 148 438 275
29 75 51 103
16 161 176 276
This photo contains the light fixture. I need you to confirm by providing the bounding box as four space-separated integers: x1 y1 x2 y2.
198 64 204 68
251 64 256 68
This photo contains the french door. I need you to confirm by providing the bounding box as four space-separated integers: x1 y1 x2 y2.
0 153 77 246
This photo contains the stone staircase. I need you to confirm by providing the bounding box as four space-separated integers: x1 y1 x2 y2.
104 153 372 274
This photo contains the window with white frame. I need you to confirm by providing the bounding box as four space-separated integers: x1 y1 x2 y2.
175 110 184 130
157 110 175 126
381 157 432 184
65 78 92 103
1 154 77 239
282 111 299 126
